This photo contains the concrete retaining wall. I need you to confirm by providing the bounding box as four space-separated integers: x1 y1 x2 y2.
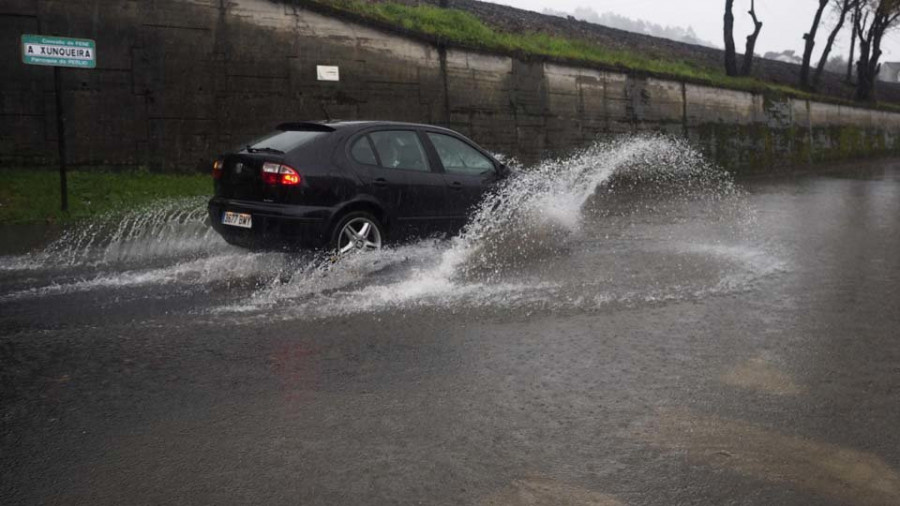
3 0 900 173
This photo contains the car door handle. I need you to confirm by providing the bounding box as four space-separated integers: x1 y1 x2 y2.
373 178 388 187
448 181 463 190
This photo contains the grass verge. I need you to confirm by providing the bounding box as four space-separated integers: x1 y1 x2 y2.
0 169 211 224
311 0 874 104
338 0 713 78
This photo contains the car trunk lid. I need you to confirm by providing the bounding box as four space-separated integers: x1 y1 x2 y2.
217 154 284 201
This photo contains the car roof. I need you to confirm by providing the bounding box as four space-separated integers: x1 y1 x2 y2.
277 120 463 135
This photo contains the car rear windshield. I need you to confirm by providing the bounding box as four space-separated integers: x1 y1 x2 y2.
244 130 329 153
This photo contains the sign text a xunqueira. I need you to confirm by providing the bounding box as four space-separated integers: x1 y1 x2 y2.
21 34 96 69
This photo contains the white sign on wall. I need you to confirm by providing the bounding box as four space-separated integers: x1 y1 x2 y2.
317 65 340 82
22 34 96 68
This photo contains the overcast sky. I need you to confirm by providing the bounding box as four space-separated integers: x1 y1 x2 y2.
486 0 900 62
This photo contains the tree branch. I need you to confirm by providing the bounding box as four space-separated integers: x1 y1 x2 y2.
813 0 856 90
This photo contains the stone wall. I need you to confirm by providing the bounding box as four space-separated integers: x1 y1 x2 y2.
3 0 900 174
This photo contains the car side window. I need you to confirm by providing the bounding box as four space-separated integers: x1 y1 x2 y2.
427 133 495 176
350 135 378 166
369 131 431 172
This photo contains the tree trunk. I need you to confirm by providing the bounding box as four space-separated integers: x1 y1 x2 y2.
856 16 875 101
847 5 858 82
854 5 900 102
801 0 830 88
724 0 738 76
741 0 763 76
866 29 885 99
813 0 853 90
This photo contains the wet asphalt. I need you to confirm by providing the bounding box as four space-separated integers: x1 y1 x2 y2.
1 158 900 505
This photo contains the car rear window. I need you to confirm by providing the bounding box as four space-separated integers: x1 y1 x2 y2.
245 130 328 153
350 136 378 166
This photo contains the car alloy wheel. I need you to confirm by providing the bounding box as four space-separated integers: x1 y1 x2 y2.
337 216 382 255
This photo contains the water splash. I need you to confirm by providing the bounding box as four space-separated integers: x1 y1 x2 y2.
0 135 782 318
1 197 221 271
238 134 768 319
0 252 285 302
454 135 738 277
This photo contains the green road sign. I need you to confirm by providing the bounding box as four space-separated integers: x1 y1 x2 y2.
21 34 96 69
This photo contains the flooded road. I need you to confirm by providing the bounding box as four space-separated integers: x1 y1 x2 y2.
2 138 899 505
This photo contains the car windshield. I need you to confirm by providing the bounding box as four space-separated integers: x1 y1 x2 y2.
243 130 328 153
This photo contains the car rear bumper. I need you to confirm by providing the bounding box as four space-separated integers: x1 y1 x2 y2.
208 197 332 248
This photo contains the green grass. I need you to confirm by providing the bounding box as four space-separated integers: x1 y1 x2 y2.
312 0 869 104
322 0 715 77
0 169 211 224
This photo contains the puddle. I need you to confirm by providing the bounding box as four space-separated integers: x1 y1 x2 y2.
722 355 803 396
481 476 622 506
634 408 900 505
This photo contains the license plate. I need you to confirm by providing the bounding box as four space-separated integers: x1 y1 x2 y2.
222 211 252 229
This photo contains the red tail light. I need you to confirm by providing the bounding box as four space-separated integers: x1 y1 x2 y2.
262 162 301 186
212 160 224 180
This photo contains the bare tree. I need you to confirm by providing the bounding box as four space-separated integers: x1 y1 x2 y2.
855 0 900 101
724 0 738 75
812 0 859 89
847 2 861 81
741 0 764 75
724 0 764 76
800 0 830 89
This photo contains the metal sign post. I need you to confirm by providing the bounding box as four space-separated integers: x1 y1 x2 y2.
53 66 68 212
21 34 97 212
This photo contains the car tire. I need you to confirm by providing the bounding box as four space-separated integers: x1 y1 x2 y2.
329 212 385 255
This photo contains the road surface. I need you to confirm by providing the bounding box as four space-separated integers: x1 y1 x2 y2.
2 142 899 505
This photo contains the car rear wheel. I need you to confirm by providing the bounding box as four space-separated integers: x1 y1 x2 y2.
330 212 384 255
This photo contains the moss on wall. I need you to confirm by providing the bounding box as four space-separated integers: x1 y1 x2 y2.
3 0 899 174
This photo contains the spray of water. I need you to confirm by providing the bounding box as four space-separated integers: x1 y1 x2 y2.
0 135 782 317
1 197 221 271
451 134 737 279
240 134 768 318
